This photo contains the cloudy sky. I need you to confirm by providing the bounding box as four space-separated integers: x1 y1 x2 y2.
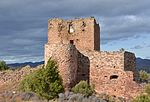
0 0 150 64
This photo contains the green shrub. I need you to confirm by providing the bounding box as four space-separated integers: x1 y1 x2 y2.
132 83 150 102
20 59 64 100
145 84 150 95
139 70 149 82
132 94 150 102
0 60 9 71
71 80 94 97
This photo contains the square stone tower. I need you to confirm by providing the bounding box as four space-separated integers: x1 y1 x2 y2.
47 17 100 51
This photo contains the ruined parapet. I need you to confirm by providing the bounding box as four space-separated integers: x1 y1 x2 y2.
80 50 136 71
47 17 100 51
124 51 138 79
45 43 78 90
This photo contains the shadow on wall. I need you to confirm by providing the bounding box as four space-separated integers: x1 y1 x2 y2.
76 50 90 84
124 52 139 82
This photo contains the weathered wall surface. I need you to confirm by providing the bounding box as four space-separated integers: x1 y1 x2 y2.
81 51 125 70
45 44 78 90
77 50 140 99
89 67 141 100
124 52 138 79
47 18 100 51
124 52 136 71
76 51 90 83
80 51 136 73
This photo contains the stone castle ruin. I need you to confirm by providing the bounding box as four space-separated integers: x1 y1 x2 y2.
45 17 141 99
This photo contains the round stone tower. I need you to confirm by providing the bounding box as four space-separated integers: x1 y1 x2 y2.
45 43 78 90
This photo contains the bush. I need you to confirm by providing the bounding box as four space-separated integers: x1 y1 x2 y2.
139 70 149 82
58 92 106 102
132 83 150 102
0 60 9 71
145 84 150 95
132 94 150 102
71 80 94 97
20 58 64 100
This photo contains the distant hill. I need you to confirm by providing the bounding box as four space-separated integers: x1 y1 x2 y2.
7 58 150 72
136 58 150 72
8 61 44 68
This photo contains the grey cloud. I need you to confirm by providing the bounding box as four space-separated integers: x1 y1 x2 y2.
0 0 150 63
100 15 150 44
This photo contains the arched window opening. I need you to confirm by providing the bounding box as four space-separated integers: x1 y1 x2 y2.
69 24 74 33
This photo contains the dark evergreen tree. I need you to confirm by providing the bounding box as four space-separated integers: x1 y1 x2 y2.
0 60 9 71
20 58 64 100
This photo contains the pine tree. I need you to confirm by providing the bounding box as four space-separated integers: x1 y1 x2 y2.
20 58 64 100
0 60 9 71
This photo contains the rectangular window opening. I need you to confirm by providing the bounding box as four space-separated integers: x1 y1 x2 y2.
70 40 74 44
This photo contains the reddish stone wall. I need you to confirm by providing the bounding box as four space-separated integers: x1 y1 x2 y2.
45 44 78 90
47 18 100 51
77 50 141 100
81 51 125 69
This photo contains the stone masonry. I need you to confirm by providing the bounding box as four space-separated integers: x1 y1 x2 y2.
45 17 141 100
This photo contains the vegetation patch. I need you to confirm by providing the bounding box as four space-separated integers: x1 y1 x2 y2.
72 80 94 97
139 70 150 83
132 83 150 102
20 58 64 101
0 60 9 71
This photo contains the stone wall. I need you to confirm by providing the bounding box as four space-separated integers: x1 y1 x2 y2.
124 52 136 71
47 17 100 51
124 52 138 79
76 51 90 83
80 51 136 72
76 50 140 99
45 43 78 90
81 51 125 70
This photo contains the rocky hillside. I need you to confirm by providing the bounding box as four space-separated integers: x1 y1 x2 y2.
0 65 43 102
0 64 126 102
